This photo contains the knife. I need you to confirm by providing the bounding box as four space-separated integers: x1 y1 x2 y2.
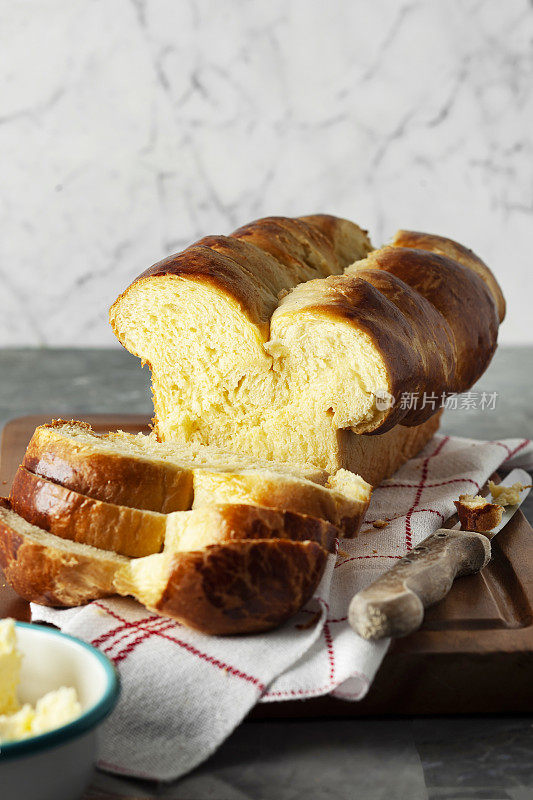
348 468 531 641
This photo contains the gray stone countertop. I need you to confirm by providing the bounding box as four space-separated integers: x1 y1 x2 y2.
1 346 532 800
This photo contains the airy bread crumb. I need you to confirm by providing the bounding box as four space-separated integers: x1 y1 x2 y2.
454 494 503 533
488 480 531 507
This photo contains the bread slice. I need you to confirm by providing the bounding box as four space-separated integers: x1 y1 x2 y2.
164 504 339 553
0 500 128 606
114 502 334 634
10 467 167 558
325 469 374 536
0 499 331 632
113 539 328 635
21 420 371 534
23 420 330 513
191 467 371 537
11 458 341 553
23 420 194 513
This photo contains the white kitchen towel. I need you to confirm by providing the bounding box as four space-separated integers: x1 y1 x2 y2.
32 434 532 782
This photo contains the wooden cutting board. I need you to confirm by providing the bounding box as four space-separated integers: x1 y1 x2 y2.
1 414 532 716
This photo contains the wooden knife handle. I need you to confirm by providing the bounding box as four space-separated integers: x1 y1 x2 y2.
348 529 491 640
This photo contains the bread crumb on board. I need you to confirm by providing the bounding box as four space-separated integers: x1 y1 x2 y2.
372 519 389 529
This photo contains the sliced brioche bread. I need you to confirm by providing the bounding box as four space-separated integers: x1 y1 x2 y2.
22 420 372 535
10 467 166 558
114 503 334 634
23 420 194 513
164 504 338 553
325 469 373 536
23 420 330 513
0 500 128 606
113 538 328 635
0 499 330 633
11 463 339 558
191 468 370 537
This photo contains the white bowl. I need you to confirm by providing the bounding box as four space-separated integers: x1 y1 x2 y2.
0 621 120 800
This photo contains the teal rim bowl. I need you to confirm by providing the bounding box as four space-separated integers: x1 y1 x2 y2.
0 622 120 762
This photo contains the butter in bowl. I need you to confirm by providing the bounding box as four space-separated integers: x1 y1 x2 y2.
0 619 120 800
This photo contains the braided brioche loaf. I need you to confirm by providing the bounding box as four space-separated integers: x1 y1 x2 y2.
110 215 504 478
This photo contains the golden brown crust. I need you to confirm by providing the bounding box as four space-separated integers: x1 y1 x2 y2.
112 216 374 349
350 268 455 428
10 467 166 558
393 229 506 322
126 218 372 343
298 214 373 269
22 421 194 513
143 539 328 635
167 503 339 553
231 216 343 280
296 269 455 433
0 500 127 607
196 235 296 305
359 246 499 410
191 469 370 537
127 242 275 337
454 498 503 532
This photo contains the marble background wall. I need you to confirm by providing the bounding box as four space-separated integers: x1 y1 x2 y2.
1 0 531 346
